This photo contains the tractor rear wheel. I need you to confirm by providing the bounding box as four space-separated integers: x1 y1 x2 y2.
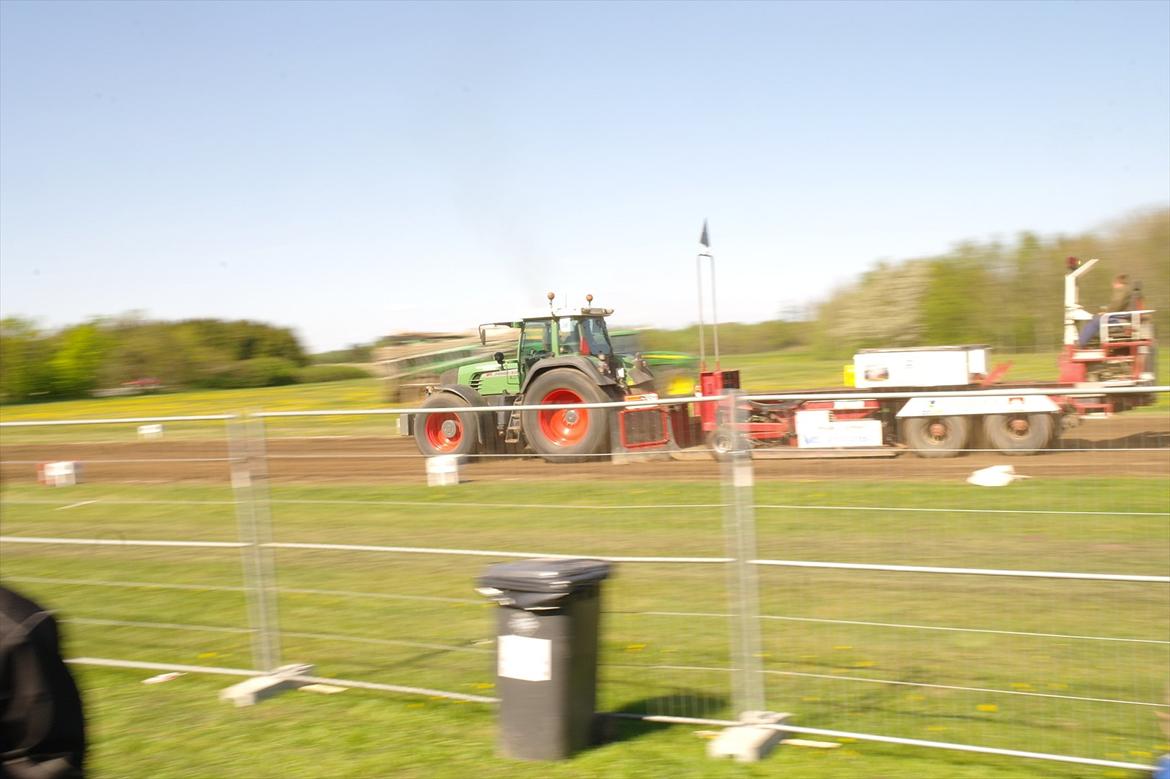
521 369 610 463
414 393 478 457
902 416 971 458
982 413 1053 456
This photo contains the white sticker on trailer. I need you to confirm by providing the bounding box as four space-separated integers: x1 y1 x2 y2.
498 634 551 682
896 395 1060 418
795 412 883 448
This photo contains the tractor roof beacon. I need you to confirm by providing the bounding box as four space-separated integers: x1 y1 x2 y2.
410 293 659 463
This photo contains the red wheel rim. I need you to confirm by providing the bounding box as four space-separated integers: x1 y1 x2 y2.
425 412 463 453
538 389 589 447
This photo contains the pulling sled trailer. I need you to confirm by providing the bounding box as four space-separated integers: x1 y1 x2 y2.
669 252 1158 460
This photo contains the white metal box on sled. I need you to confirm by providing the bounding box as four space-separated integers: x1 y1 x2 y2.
853 346 989 389
794 410 883 448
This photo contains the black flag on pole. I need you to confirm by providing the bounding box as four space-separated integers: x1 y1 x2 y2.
699 219 710 249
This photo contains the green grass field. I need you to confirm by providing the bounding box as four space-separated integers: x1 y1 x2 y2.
2 476 1167 778
79 664 1148 779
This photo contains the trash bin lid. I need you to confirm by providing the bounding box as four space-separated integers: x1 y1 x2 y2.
478 557 611 593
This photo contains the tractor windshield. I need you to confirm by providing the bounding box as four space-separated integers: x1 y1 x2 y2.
558 317 611 356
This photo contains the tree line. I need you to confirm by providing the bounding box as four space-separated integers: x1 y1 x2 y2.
2 207 1164 403
0 316 346 403
807 207 1169 357
641 208 1167 358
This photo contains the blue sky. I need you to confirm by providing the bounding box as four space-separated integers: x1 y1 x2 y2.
2 0 1167 352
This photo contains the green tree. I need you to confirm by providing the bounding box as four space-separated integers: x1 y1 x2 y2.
49 323 110 397
812 259 932 356
0 318 54 402
809 206 1168 354
918 245 1001 345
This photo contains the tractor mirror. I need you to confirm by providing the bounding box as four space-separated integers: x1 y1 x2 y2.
478 326 486 345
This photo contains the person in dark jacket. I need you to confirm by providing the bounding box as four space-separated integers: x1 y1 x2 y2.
1077 273 1133 347
0 586 86 779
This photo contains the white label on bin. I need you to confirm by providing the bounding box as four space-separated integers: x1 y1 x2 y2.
498 635 551 682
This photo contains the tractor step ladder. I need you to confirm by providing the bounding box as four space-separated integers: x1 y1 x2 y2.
504 397 524 444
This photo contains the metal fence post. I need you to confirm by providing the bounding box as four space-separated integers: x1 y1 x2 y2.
720 389 765 717
227 414 282 672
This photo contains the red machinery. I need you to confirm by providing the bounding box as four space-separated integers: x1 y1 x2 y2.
615 249 1158 460
1057 257 1157 413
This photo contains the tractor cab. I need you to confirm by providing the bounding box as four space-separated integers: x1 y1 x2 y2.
467 294 643 395
512 311 613 369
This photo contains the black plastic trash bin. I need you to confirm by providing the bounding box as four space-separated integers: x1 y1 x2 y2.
477 557 612 760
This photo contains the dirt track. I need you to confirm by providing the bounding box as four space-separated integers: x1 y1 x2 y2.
2 415 1167 484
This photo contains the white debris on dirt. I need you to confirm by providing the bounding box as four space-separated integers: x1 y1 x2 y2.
967 464 1031 487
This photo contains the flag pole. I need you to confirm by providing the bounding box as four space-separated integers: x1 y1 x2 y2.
697 220 716 371
697 235 707 373
710 245 720 372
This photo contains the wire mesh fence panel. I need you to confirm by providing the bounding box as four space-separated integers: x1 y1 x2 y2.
1 543 254 669
271 551 495 694
0 416 256 674
746 389 1170 769
601 563 732 721
757 568 1169 764
255 402 733 716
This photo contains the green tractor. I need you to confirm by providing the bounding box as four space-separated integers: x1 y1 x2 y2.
411 294 659 462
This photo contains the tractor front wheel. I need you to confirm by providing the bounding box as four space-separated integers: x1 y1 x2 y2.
414 393 478 457
982 413 1054 455
902 416 971 458
521 369 610 463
